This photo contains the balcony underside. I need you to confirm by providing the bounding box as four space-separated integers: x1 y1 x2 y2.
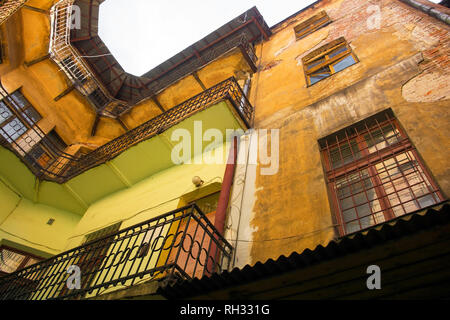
0 97 246 215
50 1 268 117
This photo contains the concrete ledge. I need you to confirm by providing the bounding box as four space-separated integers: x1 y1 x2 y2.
90 280 167 300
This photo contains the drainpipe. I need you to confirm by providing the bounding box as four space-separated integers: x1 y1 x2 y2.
214 136 238 235
207 136 238 275
399 0 450 25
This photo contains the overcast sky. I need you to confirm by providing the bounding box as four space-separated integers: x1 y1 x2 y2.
98 0 318 75
98 0 443 76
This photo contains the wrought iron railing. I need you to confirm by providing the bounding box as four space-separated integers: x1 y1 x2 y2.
49 0 126 118
0 0 27 25
49 0 257 117
0 204 233 300
0 76 253 183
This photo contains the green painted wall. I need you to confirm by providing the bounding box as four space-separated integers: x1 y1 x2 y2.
0 178 81 257
0 100 245 257
64 142 231 250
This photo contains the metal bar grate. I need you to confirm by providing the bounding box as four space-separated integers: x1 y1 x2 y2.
319 110 445 236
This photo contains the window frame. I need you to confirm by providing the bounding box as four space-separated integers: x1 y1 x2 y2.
294 11 332 40
0 88 42 143
303 40 358 86
319 110 445 237
0 245 43 276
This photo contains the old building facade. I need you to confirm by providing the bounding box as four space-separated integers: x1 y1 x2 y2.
0 0 449 300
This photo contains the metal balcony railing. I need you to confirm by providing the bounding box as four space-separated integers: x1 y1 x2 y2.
0 76 253 183
0 0 27 25
49 0 257 117
0 204 233 300
49 0 126 118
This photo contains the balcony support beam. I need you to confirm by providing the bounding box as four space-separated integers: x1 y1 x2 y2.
24 54 50 67
192 71 207 91
91 114 100 136
54 85 75 102
116 117 129 132
151 95 165 113
23 5 49 15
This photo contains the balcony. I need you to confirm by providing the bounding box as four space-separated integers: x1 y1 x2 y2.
0 204 233 300
0 76 253 183
50 0 262 118
0 0 27 25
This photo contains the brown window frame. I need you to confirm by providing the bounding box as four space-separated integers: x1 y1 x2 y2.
0 245 43 276
0 88 42 143
319 110 445 237
294 11 331 40
303 38 358 86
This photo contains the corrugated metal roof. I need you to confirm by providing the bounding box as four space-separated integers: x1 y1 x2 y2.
158 202 450 299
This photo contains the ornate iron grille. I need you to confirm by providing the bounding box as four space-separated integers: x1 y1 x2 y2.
319 109 445 236
0 76 253 183
0 204 233 300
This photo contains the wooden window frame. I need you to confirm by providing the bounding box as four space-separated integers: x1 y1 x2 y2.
0 245 43 276
294 11 332 40
319 110 445 237
0 88 42 143
303 39 359 86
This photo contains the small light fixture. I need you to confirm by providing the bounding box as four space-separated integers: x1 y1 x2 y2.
192 176 204 187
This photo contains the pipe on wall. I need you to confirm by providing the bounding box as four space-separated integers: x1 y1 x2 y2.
206 136 238 276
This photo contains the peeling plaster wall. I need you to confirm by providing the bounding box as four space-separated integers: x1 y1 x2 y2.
242 0 450 266
1 1 254 151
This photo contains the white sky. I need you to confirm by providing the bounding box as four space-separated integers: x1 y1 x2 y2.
98 0 443 76
98 0 317 76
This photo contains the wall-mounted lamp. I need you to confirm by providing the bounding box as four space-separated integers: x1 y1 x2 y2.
192 176 204 187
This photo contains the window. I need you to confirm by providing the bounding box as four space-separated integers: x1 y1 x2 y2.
294 11 331 40
0 246 43 276
9 91 42 125
0 90 42 143
24 130 67 171
191 192 220 215
319 110 444 236
303 38 358 86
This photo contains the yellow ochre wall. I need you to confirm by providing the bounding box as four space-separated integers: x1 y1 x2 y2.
1 0 253 152
241 0 450 267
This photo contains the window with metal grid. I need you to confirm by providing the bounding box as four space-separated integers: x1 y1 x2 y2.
0 90 42 143
303 38 358 86
319 110 444 236
0 246 43 276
